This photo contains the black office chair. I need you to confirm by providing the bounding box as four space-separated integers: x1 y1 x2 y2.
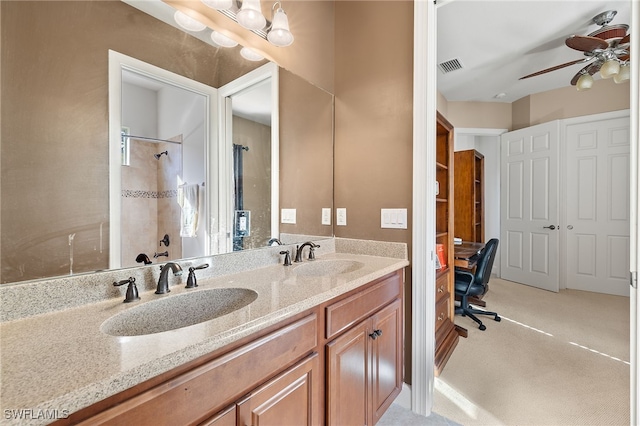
454 238 501 330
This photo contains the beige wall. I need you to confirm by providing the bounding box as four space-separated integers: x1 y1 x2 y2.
440 78 630 132
334 0 414 382
446 101 512 130
279 70 334 239
513 78 630 129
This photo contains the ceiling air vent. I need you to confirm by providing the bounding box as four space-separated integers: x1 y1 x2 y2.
438 58 463 74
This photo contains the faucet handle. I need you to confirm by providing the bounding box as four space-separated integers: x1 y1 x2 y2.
308 245 319 260
280 250 292 266
186 264 209 289
113 277 140 303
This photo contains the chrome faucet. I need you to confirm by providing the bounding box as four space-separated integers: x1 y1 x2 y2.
156 262 183 294
294 242 320 263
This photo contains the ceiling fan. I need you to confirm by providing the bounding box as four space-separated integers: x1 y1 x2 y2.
520 10 631 90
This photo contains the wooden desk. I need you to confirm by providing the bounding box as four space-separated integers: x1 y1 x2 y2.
454 241 484 268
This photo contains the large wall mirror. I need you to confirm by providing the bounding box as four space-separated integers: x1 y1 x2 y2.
0 0 334 284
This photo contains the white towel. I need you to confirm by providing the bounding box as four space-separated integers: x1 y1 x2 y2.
178 183 199 238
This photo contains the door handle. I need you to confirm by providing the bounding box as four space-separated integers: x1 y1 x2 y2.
567 225 573 230
543 225 556 230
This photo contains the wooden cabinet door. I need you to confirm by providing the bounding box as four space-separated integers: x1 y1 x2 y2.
370 299 402 425
237 353 320 426
326 320 370 426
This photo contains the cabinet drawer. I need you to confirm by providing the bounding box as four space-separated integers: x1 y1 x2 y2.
326 272 401 340
435 272 449 303
435 295 451 339
81 314 318 426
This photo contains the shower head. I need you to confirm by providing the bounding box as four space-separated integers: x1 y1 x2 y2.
154 151 168 160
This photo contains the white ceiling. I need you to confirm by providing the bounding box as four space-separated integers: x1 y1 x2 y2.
437 0 632 103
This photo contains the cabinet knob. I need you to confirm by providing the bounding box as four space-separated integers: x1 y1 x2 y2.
369 329 383 340
437 313 445 321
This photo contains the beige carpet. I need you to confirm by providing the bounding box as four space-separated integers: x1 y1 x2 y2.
433 277 630 426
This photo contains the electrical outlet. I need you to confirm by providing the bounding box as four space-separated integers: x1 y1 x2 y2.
336 208 347 226
322 208 331 225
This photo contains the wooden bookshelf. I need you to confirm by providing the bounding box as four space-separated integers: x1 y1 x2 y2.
434 111 458 375
454 149 485 243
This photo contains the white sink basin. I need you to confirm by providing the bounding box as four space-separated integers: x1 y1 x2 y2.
101 288 258 336
293 259 365 277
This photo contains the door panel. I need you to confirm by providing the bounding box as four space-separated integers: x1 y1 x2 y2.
326 321 370 426
565 116 630 296
501 121 560 291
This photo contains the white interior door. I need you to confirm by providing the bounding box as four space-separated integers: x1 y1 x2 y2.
500 121 560 292
565 113 630 296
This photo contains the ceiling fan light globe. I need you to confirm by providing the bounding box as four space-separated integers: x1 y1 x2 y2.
600 59 620 79
576 73 594 91
613 64 630 83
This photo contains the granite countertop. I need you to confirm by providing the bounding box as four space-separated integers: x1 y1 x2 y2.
0 251 408 425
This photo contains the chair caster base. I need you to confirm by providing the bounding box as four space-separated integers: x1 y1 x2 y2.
479 324 486 331
495 316 501 322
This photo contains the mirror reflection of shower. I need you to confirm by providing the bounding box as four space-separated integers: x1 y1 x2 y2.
120 68 207 268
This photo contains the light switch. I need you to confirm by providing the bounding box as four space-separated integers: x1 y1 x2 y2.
336 208 347 226
381 208 407 229
322 208 332 225
281 208 296 224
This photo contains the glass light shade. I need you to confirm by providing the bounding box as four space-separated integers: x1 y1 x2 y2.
174 10 206 32
267 8 293 47
600 59 620 79
237 0 266 30
240 47 264 61
576 73 594 91
201 0 232 10
211 31 238 47
613 63 630 83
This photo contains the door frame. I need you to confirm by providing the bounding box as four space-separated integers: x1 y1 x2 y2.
107 50 217 269
414 1 639 421
217 63 279 254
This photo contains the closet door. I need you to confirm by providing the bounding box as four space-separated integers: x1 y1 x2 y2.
500 121 560 292
565 114 630 296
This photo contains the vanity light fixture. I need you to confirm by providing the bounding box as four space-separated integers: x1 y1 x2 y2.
199 0 294 47
266 2 293 47
202 0 233 10
174 10 207 32
211 31 238 47
240 47 265 61
236 0 266 31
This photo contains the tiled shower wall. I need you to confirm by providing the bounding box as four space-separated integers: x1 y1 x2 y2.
121 138 182 268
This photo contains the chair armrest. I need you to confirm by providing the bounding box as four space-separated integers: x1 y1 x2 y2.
454 269 475 295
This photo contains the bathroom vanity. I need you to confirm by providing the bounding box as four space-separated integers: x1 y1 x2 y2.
0 239 408 426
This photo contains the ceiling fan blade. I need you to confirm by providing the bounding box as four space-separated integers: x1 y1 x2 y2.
570 62 602 86
620 33 630 45
565 35 609 52
519 58 589 80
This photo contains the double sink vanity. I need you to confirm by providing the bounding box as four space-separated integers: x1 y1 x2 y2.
0 238 408 425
